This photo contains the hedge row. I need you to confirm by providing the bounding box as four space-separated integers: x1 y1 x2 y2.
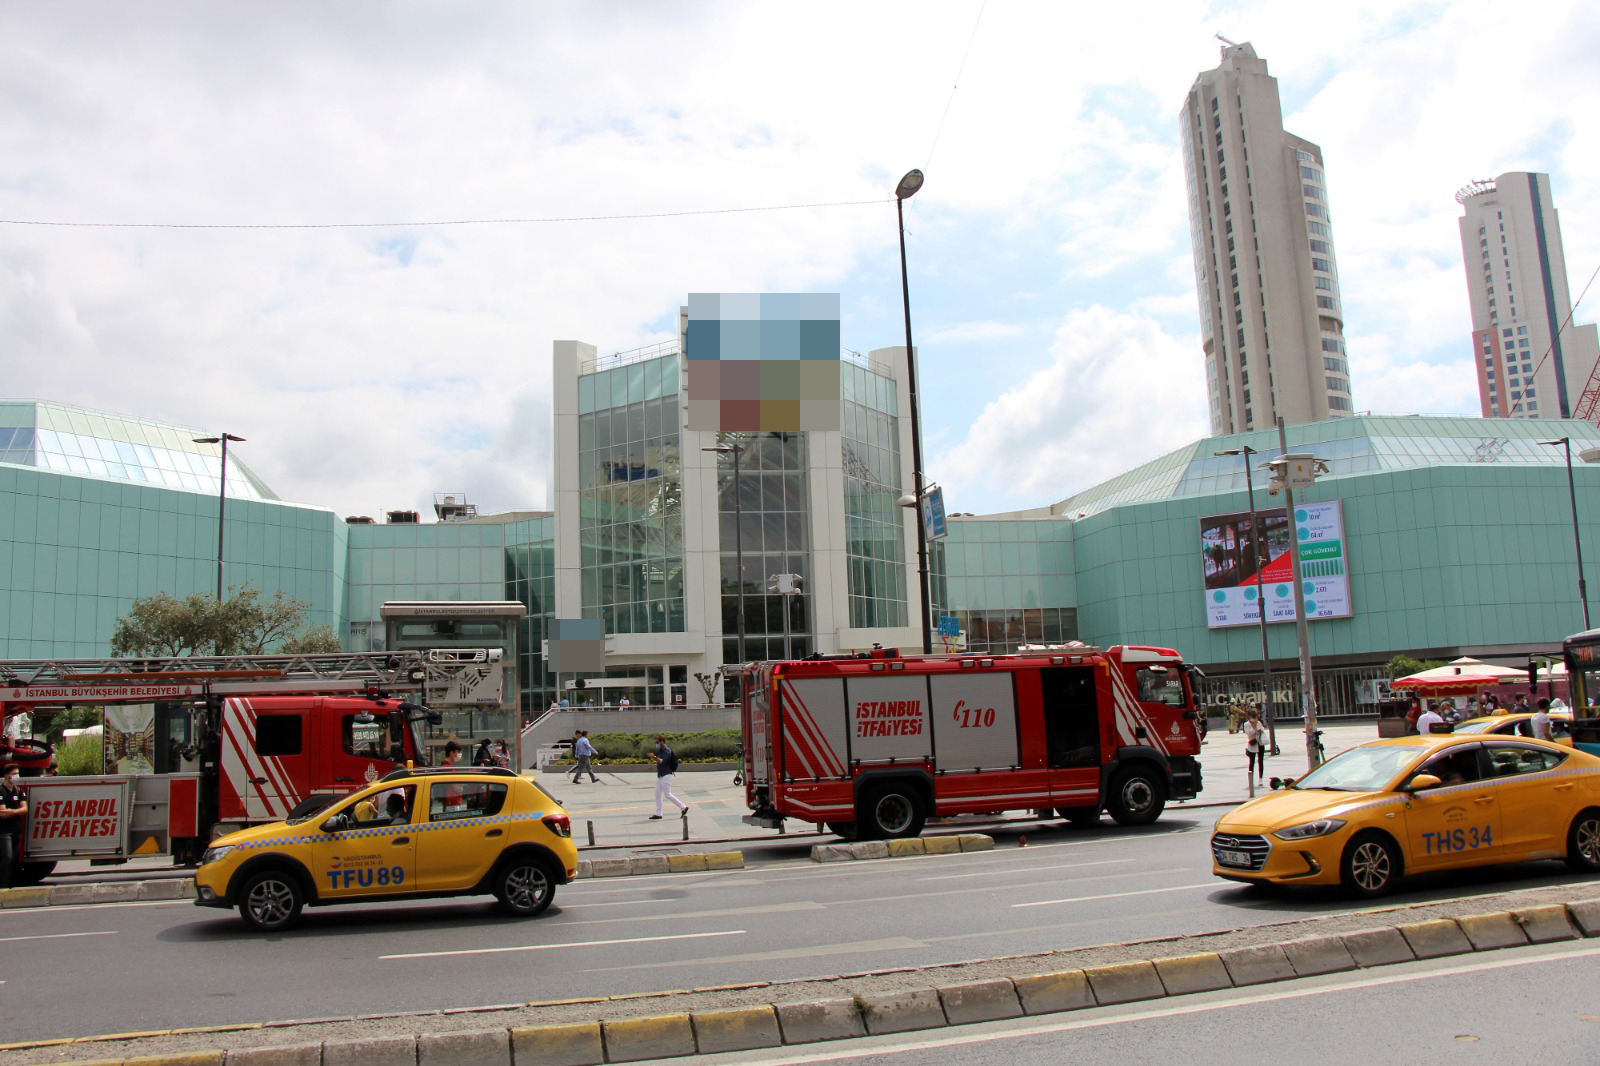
562 729 740 763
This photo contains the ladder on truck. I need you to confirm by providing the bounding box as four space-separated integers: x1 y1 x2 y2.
0 649 500 708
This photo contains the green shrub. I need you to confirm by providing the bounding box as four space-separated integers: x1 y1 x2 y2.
584 730 740 762
54 733 105 776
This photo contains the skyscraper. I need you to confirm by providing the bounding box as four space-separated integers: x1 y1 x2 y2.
1455 172 1600 420
1181 41 1353 435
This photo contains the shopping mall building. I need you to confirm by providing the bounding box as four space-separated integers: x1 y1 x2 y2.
4 321 1598 719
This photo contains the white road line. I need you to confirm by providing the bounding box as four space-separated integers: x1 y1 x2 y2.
914 859 1136 882
0 899 188 916
1012 882 1217 908
380 929 745 960
0 930 118 944
707 941 1600 1065
851 868 1192 908
560 901 826 926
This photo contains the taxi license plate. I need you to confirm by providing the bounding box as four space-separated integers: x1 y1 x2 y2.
1217 848 1252 866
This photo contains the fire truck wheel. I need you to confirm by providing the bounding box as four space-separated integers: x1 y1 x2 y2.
1106 768 1166 826
494 855 557 917
238 869 304 932
1057 807 1100 827
11 861 56 887
860 785 926 839
826 822 859 841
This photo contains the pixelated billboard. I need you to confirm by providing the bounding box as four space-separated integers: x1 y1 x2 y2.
545 617 605 673
685 292 840 431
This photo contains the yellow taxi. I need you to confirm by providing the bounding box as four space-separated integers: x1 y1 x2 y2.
1211 734 1600 897
194 767 578 931
1453 713 1572 745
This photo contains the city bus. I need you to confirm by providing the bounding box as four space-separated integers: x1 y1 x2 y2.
1562 628 1600 757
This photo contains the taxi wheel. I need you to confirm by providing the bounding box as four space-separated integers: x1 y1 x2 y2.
239 870 304 932
1565 809 1600 872
1340 832 1399 898
1107 769 1166 826
494 856 557 917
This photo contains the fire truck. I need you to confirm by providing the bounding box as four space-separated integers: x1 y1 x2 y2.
0 649 501 883
739 644 1205 839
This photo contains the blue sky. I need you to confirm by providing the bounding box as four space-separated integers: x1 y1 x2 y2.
1 1 1596 519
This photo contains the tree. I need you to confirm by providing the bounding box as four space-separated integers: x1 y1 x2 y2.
1386 654 1445 679
111 586 343 657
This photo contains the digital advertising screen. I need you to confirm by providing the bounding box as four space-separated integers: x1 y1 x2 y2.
1200 499 1352 628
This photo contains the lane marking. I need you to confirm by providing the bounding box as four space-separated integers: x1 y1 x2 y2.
848 869 1193 908
380 929 744 960
0 930 118 945
1013 882 1216 908
0 899 188 917
560 901 826 926
914 859 1137 882
705 941 1600 1065
583 937 929 972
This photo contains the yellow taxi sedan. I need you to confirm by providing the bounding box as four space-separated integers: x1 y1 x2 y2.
1211 734 1600 897
1453 713 1572 744
195 767 579 931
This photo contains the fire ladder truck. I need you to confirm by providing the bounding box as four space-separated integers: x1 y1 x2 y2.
0 649 501 882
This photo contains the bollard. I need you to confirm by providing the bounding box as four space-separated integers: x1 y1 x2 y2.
1018 835 1028 847
587 820 596 847
682 813 690 842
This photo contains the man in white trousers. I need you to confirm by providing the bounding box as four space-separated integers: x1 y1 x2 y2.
648 735 688 819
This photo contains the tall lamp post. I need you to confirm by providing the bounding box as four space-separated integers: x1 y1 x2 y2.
703 442 748 667
1215 445 1277 756
1271 417 1325 771
1540 437 1591 631
895 167 933 653
193 433 245 601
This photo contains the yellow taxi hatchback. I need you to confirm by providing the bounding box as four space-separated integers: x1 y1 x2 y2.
1211 734 1600 897
1452 713 1572 745
194 767 579 931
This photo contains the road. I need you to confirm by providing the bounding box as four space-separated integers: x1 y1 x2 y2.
674 940 1600 1066
5 806 1598 1044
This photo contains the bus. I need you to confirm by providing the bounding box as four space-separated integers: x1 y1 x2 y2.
1561 628 1600 756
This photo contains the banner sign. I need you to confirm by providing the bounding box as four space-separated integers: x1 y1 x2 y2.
1200 500 1352 628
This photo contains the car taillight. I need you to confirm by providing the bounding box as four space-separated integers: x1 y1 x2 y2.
542 814 571 838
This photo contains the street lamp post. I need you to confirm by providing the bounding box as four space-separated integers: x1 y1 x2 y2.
703 442 748 667
895 167 933 654
1215 445 1277 756
193 433 245 601
1540 437 1591 631
1273 418 1322 771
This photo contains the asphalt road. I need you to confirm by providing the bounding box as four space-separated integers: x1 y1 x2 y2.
5 806 1599 1044
675 939 1600 1066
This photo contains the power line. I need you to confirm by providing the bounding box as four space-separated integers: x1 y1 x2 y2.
924 0 988 174
0 197 888 231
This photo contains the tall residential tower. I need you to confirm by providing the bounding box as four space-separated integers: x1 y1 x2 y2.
1181 41 1353 435
1455 172 1600 420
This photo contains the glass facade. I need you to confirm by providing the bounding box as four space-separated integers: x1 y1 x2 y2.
577 354 685 634
841 363 907 628
0 401 275 500
932 519 1077 654
713 431 812 663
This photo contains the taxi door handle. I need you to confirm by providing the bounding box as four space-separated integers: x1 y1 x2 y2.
1473 797 1495 805
1554 783 1574 792
485 829 503 838
391 837 410 845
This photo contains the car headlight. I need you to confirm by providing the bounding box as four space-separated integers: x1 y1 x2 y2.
200 845 235 865
1272 818 1346 841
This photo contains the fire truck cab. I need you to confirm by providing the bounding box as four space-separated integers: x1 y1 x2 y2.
740 644 1204 839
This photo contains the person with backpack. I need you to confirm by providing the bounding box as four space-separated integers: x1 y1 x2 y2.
648 735 688 820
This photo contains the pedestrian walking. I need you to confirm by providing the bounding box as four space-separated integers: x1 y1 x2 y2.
1242 709 1267 783
1416 702 1445 736
1405 697 1422 735
648 735 687 819
0 763 28 889
570 731 598 783
1531 698 1555 742
494 739 511 769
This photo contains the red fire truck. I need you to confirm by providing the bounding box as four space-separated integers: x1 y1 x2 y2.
740 644 1205 839
0 650 500 882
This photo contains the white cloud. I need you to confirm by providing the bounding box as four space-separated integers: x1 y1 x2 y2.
0 0 1595 525
930 306 1206 511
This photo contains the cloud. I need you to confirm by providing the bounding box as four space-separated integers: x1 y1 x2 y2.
930 305 1206 512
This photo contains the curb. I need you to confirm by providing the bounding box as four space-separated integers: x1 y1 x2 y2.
810 834 994 863
11 895 1597 1064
